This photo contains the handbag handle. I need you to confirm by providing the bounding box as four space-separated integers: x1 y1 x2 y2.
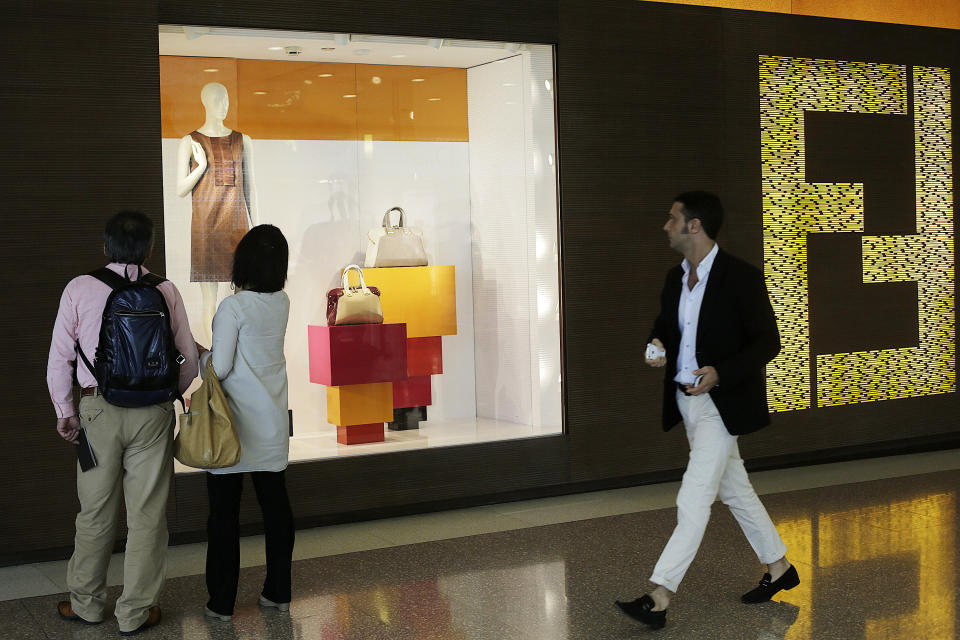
381 207 406 229
341 264 371 295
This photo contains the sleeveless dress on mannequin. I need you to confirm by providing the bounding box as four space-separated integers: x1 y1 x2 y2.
189 130 250 282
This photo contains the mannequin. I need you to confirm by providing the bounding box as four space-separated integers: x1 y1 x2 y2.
176 82 258 341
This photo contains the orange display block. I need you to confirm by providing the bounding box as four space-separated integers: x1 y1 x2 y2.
406 336 443 377
393 376 432 408
337 423 385 445
327 382 393 427
347 266 457 338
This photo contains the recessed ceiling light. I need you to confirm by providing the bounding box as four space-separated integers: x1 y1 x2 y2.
203 68 219 73
503 82 516 87
267 46 283 51
254 91 267 95
304 80 313 84
545 79 552 91
411 78 425 82
409 111 415 119
343 94 357 98
428 97 441 101
318 73 333 78
371 76 382 85
391 54 407 59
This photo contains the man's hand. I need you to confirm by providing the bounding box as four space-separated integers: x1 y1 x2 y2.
195 341 209 356
646 338 667 368
688 366 719 396
57 416 80 444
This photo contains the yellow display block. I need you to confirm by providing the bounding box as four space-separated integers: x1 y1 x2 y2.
327 382 393 426
346 266 457 338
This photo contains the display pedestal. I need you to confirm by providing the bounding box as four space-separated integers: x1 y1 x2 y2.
309 266 457 445
388 406 427 431
337 423 385 444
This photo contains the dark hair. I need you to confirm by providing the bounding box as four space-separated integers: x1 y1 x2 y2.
104 211 154 264
232 224 288 293
674 191 724 240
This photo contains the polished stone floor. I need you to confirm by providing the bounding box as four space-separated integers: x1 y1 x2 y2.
2 449 958 639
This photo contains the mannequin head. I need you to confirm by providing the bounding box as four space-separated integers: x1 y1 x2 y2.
200 82 229 121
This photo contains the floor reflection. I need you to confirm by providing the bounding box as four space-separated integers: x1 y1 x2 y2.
8 470 958 639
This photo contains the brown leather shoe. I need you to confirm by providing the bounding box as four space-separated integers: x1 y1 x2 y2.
119 606 162 636
56 600 102 625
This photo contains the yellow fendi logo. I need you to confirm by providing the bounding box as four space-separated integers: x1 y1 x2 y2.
759 56 954 411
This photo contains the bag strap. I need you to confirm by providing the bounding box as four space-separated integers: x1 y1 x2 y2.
87 267 130 291
381 206 406 229
341 264 371 295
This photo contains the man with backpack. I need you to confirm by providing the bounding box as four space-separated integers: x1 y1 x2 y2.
46 211 198 636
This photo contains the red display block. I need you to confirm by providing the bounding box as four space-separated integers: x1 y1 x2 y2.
337 423 385 445
407 336 443 377
308 324 407 387
393 375 432 408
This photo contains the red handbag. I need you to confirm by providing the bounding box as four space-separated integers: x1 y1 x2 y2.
326 264 384 326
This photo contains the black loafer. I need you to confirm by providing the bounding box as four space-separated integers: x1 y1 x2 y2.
614 595 666 629
741 565 800 603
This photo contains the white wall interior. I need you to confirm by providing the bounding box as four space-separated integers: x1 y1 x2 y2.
160 28 561 464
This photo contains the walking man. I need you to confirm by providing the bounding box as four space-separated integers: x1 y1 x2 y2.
616 192 799 629
47 211 198 635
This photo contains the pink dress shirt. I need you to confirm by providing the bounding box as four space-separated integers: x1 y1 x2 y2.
46 263 199 419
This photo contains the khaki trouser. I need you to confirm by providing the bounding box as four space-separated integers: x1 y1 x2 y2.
67 393 175 632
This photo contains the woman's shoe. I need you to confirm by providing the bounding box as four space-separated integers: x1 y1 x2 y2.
614 595 666 629
741 564 800 603
204 606 232 621
258 595 290 612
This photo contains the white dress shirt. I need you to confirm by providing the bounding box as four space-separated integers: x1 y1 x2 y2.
674 243 718 385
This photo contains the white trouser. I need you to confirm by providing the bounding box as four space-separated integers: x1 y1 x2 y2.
650 390 787 593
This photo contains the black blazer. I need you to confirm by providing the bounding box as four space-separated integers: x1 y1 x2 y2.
649 248 781 435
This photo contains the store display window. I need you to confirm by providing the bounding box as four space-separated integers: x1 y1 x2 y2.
158 26 562 468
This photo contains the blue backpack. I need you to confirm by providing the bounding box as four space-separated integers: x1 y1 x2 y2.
77 267 185 407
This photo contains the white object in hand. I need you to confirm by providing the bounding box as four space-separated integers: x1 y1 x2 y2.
645 343 666 360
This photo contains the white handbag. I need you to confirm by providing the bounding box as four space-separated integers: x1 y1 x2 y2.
364 207 429 268
326 264 384 325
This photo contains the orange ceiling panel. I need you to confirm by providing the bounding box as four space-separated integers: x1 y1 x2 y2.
356 65 468 142
160 56 239 139
236 60 359 140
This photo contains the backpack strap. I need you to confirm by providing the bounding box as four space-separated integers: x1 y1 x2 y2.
138 273 168 287
87 267 131 291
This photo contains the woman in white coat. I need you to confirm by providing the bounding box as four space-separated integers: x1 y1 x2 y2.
196 225 294 620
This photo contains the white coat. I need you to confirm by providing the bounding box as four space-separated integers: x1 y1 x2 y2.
201 290 290 474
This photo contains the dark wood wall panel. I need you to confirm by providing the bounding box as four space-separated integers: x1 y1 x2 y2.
2 0 957 564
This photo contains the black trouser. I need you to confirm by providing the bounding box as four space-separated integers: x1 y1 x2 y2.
205 470 295 615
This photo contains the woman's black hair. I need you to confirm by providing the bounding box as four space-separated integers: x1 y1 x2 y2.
231 224 288 293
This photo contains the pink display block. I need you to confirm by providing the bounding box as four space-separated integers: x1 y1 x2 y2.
393 375 432 408
308 324 408 387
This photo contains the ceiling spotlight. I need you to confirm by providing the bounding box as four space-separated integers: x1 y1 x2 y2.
371 76 382 84
428 38 444 50
428 97 441 101
411 78 425 83
267 46 283 51
203 68 219 73
343 94 357 98
254 91 267 95
334 33 351 46
318 73 333 78
392 54 407 59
